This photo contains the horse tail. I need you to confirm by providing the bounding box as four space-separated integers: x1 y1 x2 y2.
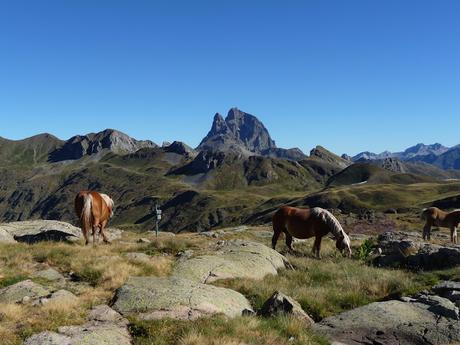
421 207 435 221
81 193 93 234
421 208 428 221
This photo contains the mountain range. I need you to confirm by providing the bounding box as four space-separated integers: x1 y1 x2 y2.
351 143 460 170
1 107 460 232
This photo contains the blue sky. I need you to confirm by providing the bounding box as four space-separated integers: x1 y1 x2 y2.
0 0 459 155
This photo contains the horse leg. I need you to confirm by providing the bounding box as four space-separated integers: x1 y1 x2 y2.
83 228 89 245
272 223 283 250
92 224 99 245
99 220 110 244
285 232 294 252
312 236 322 259
423 222 431 241
451 226 458 244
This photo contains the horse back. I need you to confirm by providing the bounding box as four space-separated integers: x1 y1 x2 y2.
273 206 326 239
75 191 112 222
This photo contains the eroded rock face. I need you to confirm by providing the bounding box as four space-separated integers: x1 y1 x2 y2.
111 276 253 320
172 240 289 283
314 295 460 345
24 305 132 345
373 231 460 270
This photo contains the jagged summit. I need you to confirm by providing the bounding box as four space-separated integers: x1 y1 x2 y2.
198 107 304 160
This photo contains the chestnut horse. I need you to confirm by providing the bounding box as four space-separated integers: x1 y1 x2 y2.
272 206 352 258
74 191 114 245
421 207 460 243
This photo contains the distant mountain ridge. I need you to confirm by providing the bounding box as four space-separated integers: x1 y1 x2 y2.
352 143 449 162
350 143 459 170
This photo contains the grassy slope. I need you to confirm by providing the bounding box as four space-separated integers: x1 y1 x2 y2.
297 181 460 212
1 226 459 345
327 163 435 187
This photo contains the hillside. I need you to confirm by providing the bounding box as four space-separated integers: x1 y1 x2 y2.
327 162 435 187
1 109 460 233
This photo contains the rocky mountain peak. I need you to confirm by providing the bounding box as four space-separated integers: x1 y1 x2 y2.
310 146 351 169
198 108 301 159
210 113 229 135
379 157 406 173
49 129 157 162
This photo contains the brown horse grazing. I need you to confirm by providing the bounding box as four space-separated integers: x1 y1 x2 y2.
272 206 352 258
74 191 114 245
421 207 460 243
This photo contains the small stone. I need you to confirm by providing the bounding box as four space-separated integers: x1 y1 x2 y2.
32 268 65 282
124 252 151 261
259 291 314 326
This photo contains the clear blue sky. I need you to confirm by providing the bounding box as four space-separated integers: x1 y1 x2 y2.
0 0 459 156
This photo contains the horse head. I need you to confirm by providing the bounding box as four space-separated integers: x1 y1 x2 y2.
336 232 352 257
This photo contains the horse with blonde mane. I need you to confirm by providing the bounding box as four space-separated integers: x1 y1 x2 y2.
74 191 114 245
272 206 352 258
421 207 460 243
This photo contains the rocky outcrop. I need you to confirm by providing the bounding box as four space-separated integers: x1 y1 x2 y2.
0 220 122 243
171 240 289 283
111 276 253 320
373 231 460 270
259 291 314 325
314 293 460 345
49 128 156 162
24 305 132 345
380 157 407 173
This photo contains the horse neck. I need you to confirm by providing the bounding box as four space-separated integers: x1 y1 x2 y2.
314 208 344 239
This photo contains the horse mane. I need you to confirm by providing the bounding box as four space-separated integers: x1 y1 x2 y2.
311 207 347 240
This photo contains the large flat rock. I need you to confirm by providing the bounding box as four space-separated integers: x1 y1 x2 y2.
0 228 15 243
111 276 253 320
314 296 460 345
0 280 50 304
0 220 122 243
172 240 289 283
24 305 131 345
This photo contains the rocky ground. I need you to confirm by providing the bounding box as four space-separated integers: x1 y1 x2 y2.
1 220 460 344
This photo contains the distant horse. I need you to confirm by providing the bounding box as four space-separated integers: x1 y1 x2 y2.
272 206 352 258
74 191 114 245
421 207 460 243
